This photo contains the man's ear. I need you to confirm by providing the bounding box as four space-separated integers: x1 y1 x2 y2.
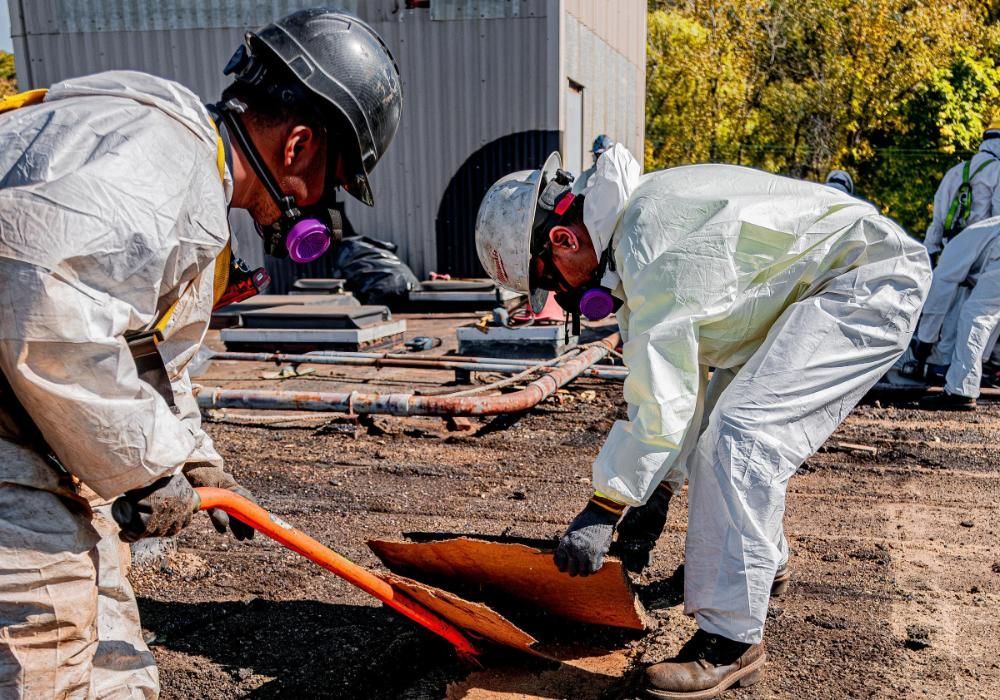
283 125 320 168
549 224 579 252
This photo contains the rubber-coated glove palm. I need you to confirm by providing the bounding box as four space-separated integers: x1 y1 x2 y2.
183 462 256 541
554 501 621 577
614 483 673 573
112 473 198 543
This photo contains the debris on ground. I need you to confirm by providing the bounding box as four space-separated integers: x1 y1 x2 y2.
904 625 933 651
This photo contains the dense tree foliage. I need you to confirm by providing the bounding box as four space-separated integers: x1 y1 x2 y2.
646 0 1000 237
0 51 15 97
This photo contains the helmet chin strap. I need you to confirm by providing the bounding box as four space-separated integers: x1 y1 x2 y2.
219 99 301 226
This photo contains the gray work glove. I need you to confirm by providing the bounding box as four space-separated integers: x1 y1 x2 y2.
614 482 673 574
183 462 256 541
112 473 199 543
554 497 624 577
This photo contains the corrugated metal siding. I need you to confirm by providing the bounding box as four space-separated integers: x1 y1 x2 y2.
24 0 359 33
563 10 645 164
565 0 646 70
340 10 555 276
430 0 538 21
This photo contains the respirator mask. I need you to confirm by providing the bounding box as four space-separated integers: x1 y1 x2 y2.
531 171 621 321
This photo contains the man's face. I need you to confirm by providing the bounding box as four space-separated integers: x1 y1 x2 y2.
240 120 329 226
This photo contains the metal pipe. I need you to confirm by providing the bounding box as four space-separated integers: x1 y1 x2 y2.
197 333 622 416
208 350 628 380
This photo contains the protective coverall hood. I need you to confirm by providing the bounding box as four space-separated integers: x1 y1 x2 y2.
47 71 228 170
582 144 643 259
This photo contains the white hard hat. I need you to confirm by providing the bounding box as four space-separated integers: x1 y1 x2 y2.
475 152 561 313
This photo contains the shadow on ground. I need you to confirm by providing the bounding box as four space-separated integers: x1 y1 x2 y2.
139 597 466 698
139 597 637 699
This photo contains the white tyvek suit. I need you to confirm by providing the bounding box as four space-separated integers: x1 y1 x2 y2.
572 164 597 194
0 72 231 698
916 218 1000 398
924 139 1000 255
587 150 931 643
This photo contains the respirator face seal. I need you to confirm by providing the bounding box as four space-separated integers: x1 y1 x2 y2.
256 206 344 263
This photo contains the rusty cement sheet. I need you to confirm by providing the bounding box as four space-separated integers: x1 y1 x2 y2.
383 573 551 658
368 537 650 631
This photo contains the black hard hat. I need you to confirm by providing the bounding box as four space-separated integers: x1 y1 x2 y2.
224 8 403 206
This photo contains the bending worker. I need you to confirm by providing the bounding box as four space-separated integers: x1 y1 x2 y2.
475 146 930 698
924 121 1000 258
0 8 401 698
913 217 1000 411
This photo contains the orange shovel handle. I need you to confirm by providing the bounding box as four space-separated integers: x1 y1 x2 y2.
194 487 479 659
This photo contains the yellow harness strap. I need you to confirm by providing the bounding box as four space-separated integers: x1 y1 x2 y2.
0 88 48 115
154 121 230 334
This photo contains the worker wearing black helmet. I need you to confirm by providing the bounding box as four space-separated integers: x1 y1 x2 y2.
0 8 400 697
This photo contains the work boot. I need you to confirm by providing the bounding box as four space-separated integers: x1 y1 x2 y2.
925 363 948 386
982 362 1000 388
919 391 976 411
771 562 791 597
644 629 765 699
615 482 673 574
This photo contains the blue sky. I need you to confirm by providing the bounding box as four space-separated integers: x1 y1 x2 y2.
1 3 12 53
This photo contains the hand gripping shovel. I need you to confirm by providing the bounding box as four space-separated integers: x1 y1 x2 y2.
123 486 480 661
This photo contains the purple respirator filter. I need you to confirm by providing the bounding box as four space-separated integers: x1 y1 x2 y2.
285 218 332 263
579 287 616 321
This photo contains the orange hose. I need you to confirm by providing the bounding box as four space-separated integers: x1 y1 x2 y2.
194 487 479 660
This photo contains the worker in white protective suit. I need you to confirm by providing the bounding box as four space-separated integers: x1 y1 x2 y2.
0 8 401 698
475 145 930 698
911 217 1000 410
924 121 1000 258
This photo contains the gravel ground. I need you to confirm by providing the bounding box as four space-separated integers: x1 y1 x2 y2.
132 352 1000 699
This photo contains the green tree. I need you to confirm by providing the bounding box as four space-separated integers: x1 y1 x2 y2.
0 51 16 97
645 0 1000 239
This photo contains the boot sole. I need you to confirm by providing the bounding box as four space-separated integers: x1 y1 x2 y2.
644 653 766 699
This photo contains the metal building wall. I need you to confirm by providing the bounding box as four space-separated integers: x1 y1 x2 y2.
7 0 643 280
563 0 646 167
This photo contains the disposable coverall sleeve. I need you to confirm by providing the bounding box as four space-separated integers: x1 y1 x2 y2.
591 247 705 507
0 261 199 499
924 174 954 255
160 271 225 469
